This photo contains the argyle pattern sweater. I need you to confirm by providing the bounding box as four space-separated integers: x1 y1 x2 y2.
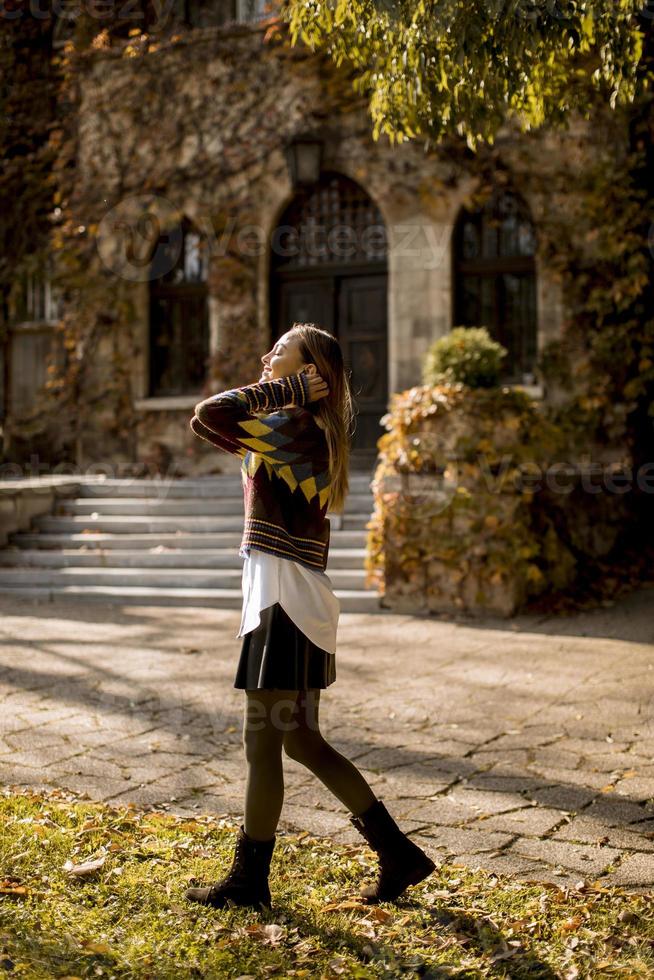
190 371 332 571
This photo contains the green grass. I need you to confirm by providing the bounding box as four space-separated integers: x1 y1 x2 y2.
1 786 653 979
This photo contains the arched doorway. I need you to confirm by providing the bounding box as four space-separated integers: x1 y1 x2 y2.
270 171 388 461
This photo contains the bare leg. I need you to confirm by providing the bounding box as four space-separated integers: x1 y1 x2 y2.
242 687 299 841
282 688 377 817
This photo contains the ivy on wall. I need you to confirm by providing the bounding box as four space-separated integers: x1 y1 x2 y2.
1 3 371 469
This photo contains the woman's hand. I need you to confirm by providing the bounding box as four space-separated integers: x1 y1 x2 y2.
303 371 330 403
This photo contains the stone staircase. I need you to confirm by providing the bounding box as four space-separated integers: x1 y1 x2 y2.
0 473 384 612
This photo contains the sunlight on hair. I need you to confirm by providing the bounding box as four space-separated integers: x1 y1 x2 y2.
289 322 355 514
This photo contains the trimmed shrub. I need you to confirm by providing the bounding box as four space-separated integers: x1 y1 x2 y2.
423 326 507 389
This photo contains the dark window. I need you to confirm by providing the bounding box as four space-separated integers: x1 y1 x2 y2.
148 219 209 397
453 188 538 384
176 0 237 28
235 0 270 21
11 264 62 324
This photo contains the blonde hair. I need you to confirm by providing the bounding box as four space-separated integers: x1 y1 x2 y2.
290 322 354 514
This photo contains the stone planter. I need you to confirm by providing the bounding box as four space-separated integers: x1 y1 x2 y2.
365 383 635 618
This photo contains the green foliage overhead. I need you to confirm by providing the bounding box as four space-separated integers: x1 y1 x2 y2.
281 0 646 147
423 326 508 388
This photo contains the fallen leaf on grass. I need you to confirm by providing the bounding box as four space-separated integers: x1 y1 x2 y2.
78 820 104 833
242 923 285 945
424 889 454 901
174 821 204 833
365 906 393 923
357 921 377 941
328 955 349 974
523 879 567 900
62 855 107 877
559 915 584 933
79 940 113 956
395 914 413 926
319 899 373 913
0 883 30 897
489 941 521 964
506 917 530 932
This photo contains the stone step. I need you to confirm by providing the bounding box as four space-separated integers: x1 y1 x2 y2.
0 547 368 570
33 515 373 534
0 584 383 612
0 565 372 589
8 530 369 550
57 494 374 517
75 475 376 498
0 472 381 610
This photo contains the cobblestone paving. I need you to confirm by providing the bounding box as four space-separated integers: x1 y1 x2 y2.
1 589 653 890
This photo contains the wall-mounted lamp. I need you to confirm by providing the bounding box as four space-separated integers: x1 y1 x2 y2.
284 134 324 188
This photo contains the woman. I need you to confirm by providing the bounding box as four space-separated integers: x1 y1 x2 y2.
186 322 435 910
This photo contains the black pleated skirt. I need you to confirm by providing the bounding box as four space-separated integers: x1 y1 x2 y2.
233 601 336 691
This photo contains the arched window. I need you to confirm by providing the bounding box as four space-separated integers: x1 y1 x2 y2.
271 171 388 272
453 187 538 384
148 218 209 397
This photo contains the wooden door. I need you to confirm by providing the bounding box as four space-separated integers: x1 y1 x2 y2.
276 278 335 334
337 273 388 456
272 269 388 457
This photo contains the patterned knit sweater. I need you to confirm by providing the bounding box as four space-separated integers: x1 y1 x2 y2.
190 371 332 571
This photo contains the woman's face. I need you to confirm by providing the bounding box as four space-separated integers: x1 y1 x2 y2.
259 331 313 382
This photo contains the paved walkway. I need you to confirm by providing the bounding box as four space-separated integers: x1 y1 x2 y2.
1 588 653 891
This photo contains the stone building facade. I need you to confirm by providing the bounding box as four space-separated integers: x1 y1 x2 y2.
5 14 617 477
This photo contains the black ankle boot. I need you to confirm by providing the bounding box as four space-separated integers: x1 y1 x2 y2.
349 797 436 903
185 824 276 910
